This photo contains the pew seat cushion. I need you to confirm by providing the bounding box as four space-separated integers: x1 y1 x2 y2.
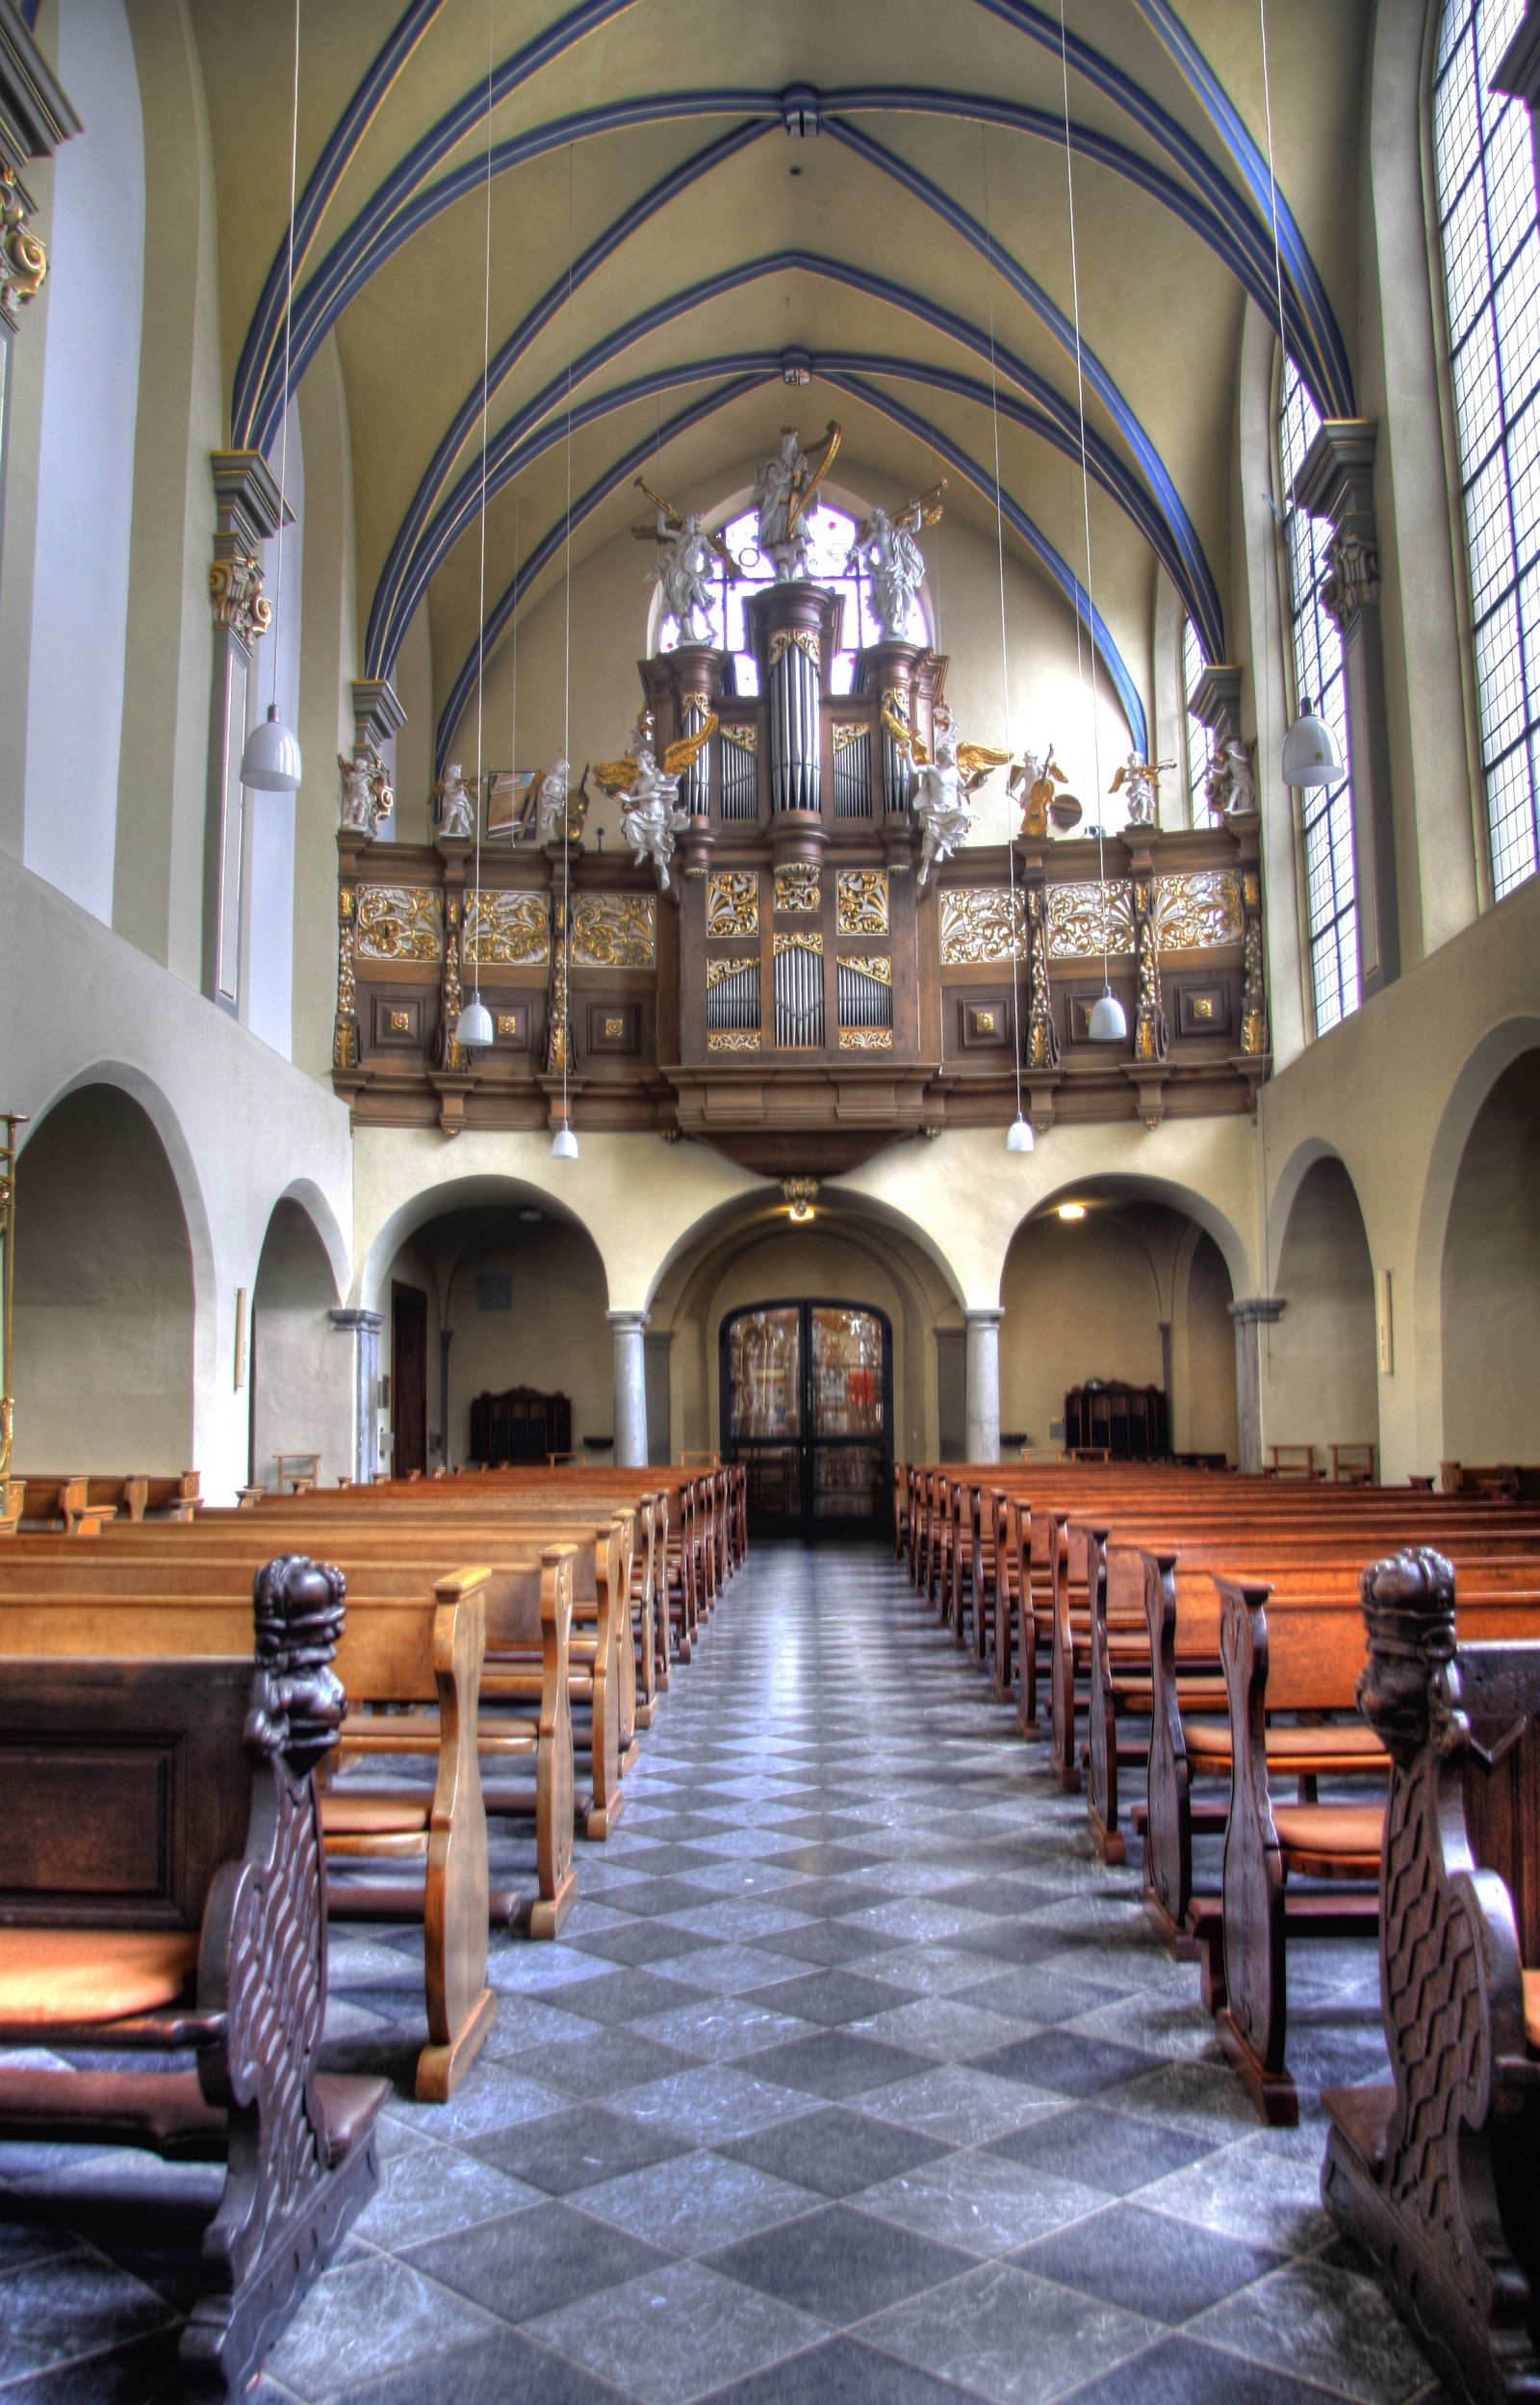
1183 1720 1387 1771
0 1927 199 2027
1272 1802 1385 1875
1525 1971 1540 2054
320 1795 431 1837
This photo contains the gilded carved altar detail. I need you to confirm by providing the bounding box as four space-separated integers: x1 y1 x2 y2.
837 868 888 934
1151 870 1242 950
571 892 656 968
333 887 358 1072
546 898 571 1076
706 1029 761 1051
706 953 758 987
767 627 820 672
939 888 1025 964
774 864 820 914
838 954 891 985
838 1028 893 1049
209 553 271 646
1045 879 1135 960
1025 886 1060 1072
774 929 823 955
355 885 443 962
464 892 550 967
706 869 759 938
0 165 47 330
439 894 467 1072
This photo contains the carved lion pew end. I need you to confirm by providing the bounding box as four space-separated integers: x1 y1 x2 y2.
1322 1546 1540 2405
0 1552 385 2403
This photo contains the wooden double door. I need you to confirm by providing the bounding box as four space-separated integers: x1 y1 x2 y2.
722 1299 892 1540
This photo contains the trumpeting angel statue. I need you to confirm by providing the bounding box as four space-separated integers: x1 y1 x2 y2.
844 482 945 641
593 709 717 889
880 697 1011 886
633 479 741 646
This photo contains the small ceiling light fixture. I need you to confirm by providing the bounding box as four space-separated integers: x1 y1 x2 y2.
1006 1115 1035 1153
782 1175 819 1223
1057 1201 1087 1222
1259 0 1345 791
241 0 303 792
551 1123 579 1162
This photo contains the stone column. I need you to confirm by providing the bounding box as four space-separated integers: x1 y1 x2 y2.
330 1307 384 1484
1229 1298 1286 1473
963 1308 1004 1463
1293 420 1399 999
1495 5 1540 191
206 451 286 1013
609 1311 650 1467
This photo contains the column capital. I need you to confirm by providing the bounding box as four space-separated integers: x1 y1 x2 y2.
606 1309 650 1333
352 678 406 757
1188 663 1245 743
962 1306 1005 1326
1228 1297 1286 1328
1495 4 1540 111
329 1307 384 1333
209 452 291 647
0 11 80 177
1293 418 1377 528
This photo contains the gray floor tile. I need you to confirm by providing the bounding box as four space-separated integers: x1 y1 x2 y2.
608 2063 819 2143
860 2147 1105 2255
749 1968 922 2027
470 2102 691 2194
692 2333 995 2403
717 2103 952 2198
528 2258 825 2404
266 2251 500 2399
706 2200 980 2323
860 2261 1157 2405
1013 2200 1283 2323
985 2102 1222 2196
1191 2258 1440 2403
575 2147 819 2253
739 2030 931 2101
859 2062 1065 2145
400 2200 673 2325
326 2325 634 2405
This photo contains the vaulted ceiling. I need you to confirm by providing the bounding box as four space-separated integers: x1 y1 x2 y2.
192 0 1370 763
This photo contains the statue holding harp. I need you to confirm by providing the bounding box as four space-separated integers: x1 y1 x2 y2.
752 420 840 582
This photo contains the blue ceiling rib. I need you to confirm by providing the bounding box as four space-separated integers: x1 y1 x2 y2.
233 0 446 448
430 359 1146 773
823 118 1219 647
967 0 1353 415
369 250 1220 677
232 0 646 447
1128 0 1355 416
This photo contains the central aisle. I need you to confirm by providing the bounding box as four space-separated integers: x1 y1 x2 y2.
281 1543 1443 2405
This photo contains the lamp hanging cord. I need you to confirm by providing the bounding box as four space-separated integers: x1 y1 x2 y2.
1059 0 1111 985
561 137 576 1130
470 0 495 983
982 129 1026 1129
270 0 300 714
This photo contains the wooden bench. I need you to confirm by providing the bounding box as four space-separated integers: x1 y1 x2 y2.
0 1552 387 2399
0 1548 554 2097
1322 1546 1540 2405
9 1475 119 1535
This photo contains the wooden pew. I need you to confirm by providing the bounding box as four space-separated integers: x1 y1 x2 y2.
10 1474 119 1535
0 1553 387 2399
1322 1547 1540 2405
0 1548 529 2099
8 1471 199 1528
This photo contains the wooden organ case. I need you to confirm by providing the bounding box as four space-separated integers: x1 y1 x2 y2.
335 576 1268 1170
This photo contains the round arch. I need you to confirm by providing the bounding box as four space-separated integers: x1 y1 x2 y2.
1431 1035 1540 1467
358 1171 612 1318
1266 1144 1379 1469
1000 1168 1251 1302
249 1194 348 1490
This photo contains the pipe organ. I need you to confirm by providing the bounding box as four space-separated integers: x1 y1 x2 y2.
336 575 1266 1169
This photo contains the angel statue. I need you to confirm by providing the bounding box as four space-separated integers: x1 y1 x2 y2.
432 761 475 840
881 699 1011 886
633 479 740 646
1009 746 1067 839
1109 750 1177 829
845 482 945 642
534 754 571 844
752 420 840 582
340 750 395 838
1204 735 1257 820
593 709 717 891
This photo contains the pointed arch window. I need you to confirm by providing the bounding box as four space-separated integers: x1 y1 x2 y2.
1182 616 1216 822
1279 357 1359 1033
1433 0 1540 899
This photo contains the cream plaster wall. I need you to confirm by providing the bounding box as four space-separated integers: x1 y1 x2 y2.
1264 1155 1379 1461
250 1196 349 1490
1440 1050 1540 1463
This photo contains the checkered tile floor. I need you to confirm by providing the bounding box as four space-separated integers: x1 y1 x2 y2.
0 1544 1452 2403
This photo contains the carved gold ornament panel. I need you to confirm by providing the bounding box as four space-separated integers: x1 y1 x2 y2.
838 955 891 984
707 869 759 938
838 1028 893 1049
938 888 1026 964
767 627 820 672
706 953 759 987
464 891 551 966
774 930 824 955
572 892 656 968
1045 880 1136 960
707 1029 761 1051
837 868 889 934
774 864 821 914
1151 871 1242 950
355 886 444 962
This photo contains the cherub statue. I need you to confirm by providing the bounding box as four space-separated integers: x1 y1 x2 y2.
534 754 571 844
593 709 717 890
752 420 840 582
432 761 475 840
1109 750 1177 829
632 481 739 647
845 482 944 641
340 750 395 837
1010 745 1067 839
1205 736 1257 819
881 700 1011 886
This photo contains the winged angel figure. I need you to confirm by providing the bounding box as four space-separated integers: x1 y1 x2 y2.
880 699 1011 885
593 709 718 889
633 479 742 647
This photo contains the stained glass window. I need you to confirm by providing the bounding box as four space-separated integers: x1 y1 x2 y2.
1432 0 1540 898
654 502 927 696
1280 357 1360 1032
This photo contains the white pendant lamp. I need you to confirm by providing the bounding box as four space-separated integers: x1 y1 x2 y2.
457 991 494 1048
241 0 303 794
1088 985 1128 1042
551 1122 579 1161
1006 1114 1035 1153
1281 694 1343 788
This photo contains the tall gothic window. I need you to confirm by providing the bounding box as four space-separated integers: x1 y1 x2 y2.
1279 356 1360 1033
654 502 926 696
1433 0 1540 899
1183 616 1216 822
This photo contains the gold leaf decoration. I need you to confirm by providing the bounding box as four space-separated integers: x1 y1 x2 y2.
774 864 821 914
1045 880 1136 960
706 953 759 986
706 869 759 937
464 891 550 966
837 868 889 934
355 885 444 962
938 889 1026 964
1151 871 1242 950
774 929 824 955
707 1029 761 1051
838 954 891 984
571 892 656 968
838 1028 893 1049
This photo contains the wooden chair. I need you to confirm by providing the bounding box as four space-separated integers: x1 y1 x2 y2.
1268 1444 1322 1480
1329 1443 1377 1486
1322 1547 1540 2405
0 1553 386 2400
